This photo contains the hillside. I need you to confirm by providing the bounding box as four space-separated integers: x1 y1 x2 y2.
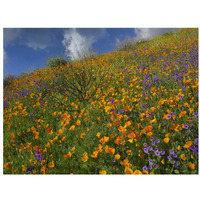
3 28 198 174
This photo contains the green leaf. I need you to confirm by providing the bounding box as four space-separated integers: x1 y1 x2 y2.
174 169 179 174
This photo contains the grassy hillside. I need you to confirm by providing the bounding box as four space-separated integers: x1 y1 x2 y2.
3 28 198 174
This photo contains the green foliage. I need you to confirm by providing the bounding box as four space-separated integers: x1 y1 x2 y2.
46 56 67 68
53 58 110 106
3 74 16 87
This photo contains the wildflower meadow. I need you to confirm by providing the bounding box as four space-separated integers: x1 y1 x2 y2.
3 28 198 174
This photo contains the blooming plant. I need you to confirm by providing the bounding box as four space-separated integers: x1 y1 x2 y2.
3 28 198 174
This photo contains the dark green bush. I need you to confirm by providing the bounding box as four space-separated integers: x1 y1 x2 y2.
3 74 16 87
46 56 67 68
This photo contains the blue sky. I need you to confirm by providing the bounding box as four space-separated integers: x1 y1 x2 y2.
3 28 178 77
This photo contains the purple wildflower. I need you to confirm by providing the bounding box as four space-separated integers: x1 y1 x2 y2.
37 154 42 161
190 145 196 151
167 115 171 119
26 167 32 173
112 159 116 163
193 112 198 117
35 151 40 156
173 161 179 168
143 143 148 147
184 124 189 129
194 138 198 144
154 163 158 169
149 159 153 165
148 146 153 151
155 151 161 156
149 165 153 170
173 153 178 158
143 166 148 171
109 99 115 104
156 139 160 144
169 150 174 154
167 155 172 160
152 141 156 146
143 148 149 154
160 150 165 155
150 137 154 141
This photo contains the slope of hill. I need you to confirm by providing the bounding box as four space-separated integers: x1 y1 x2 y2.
3 28 198 174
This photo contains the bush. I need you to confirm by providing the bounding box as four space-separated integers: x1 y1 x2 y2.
3 74 16 87
46 56 67 68
116 37 135 51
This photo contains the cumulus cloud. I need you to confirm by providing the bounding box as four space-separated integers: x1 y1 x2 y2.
134 28 179 40
62 28 107 60
4 28 58 50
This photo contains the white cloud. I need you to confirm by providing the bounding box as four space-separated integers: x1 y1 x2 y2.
62 28 107 60
4 28 58 50
134 28 179 40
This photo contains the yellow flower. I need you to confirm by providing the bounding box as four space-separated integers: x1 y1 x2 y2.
180 154 187 161
48 161 55 168
115 154 121 160
124 167 133 174
76 119 81 126
71 147 75 151
96 132 101 138
120 159 132 167
40 166 48 174
126 150 132 155
164 138 170 143
91 151 99 158
81 152 88 162
133 170 142 174
146 132 153 137
80 132 86 138
184 141 193 149
57 129 63 136
22 165 28 171
105 106 112 112
118 126 127 135
165 133 170 138
63 152 72 159
100 136 109 143
99 170 106 174
45 143 51 148
161 159 165 164
4 162 12 170
188 163 195 170
69 125 75 131
125 121 131 128
105 145 115 155
139 113 145 118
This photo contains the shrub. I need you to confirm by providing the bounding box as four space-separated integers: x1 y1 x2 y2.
46 56 67 68
3 74 16 87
